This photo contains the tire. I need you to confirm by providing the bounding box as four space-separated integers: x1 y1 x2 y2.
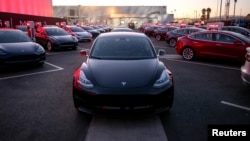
182 47 195 60
46 42 53 51
169 38 177 47
155 35 161 41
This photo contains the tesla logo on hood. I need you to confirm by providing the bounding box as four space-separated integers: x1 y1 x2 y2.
121 82 127 86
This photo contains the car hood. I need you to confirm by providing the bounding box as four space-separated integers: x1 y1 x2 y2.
49 35 76 42
0 42 37 53
84 59 159 88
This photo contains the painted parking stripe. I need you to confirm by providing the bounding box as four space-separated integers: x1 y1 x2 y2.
84 115 168 141
0 62 63 80
221 101 250 111
165 57 240 71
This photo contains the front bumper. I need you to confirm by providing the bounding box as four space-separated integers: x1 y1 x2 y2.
0 53 45 68
72 85 174 115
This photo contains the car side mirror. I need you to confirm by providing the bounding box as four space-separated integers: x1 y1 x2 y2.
80 50 88 57
157 49 166 56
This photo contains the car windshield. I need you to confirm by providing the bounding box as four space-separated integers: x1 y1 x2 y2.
45 28 68 36
0 30 31 43
17 26 27 32
70 27 85 32
90 36 156 60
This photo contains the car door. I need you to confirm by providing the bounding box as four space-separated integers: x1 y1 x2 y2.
212 33 246 60
191 33 216 58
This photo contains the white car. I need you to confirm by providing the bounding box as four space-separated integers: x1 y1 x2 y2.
241 47 250 86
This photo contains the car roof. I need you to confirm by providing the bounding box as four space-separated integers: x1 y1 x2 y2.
222 26 250 31
97 32 147 38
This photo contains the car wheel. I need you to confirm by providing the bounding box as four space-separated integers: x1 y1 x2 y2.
155 35 161 41
182 47 195 60
169 38 177 47
46 42 53 51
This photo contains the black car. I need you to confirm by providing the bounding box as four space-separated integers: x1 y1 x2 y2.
90 25 106 33
154 26 179 41
165 27 205 47
221 26 250 38
0 28 45 68
143 25 161 37
73 32 174 114
81 26 101 38
35 26 78 51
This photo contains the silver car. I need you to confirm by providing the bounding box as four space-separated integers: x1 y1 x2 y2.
241 47 250 86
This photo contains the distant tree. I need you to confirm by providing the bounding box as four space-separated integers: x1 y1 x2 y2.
206 8 211 21
201 8 207 21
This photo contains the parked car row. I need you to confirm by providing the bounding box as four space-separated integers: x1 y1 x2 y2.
139 23 250 88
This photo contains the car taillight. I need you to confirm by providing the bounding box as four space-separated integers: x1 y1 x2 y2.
73 68 81 90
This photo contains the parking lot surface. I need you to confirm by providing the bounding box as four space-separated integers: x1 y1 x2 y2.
0 36 249 141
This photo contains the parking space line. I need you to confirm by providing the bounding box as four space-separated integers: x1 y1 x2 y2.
0 62 63 80
165 58 240 71
221 101 250 111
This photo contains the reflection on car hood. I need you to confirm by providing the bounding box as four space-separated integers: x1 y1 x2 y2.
49 35 76 42
0 42 37 53
74 32 90 36
86 59 158 88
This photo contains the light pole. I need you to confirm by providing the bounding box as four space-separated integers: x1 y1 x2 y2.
233 0 237 18
219 0 222 21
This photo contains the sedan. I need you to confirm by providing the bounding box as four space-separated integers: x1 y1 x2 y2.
64 26 92 42
221 26 250 38
80 26 101 38
165 27 205 47
241 47 250 86
176 30 250 61
0 28 45 68
154 26 179 41
73 32 174 114
35 26 78 51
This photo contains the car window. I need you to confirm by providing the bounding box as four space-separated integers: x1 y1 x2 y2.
45 28 68 36
0 30 31 43
70 27 85 32
190 33 212 41
175 29 186 34
213 33 236 43
91 37 156 59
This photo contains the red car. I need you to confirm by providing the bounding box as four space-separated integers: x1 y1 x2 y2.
176 30 250 62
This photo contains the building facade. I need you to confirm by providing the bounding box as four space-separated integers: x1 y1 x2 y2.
53 6 173 27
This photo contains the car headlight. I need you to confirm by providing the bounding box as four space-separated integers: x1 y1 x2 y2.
78 70 94 88
35 44 45 54
153 69 172 88
0 50 7 55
